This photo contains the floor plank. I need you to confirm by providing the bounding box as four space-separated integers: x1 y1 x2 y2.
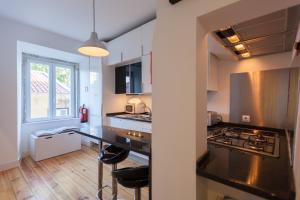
5 167 37 200
0 145 149 200
19 160 58 200
0 171 15 200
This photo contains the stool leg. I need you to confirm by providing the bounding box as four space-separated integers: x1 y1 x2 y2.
112 164 118 200
97 141 103 200
134 188 141 200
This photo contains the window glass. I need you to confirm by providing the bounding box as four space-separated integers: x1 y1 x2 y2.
55 66 72 117
30 62 50 119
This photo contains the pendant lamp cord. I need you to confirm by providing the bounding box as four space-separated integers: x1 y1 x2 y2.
93 0 96 32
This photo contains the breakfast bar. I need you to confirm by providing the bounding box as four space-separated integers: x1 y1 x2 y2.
72 126 152 200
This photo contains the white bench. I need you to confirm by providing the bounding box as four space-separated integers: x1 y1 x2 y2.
29 130 81 161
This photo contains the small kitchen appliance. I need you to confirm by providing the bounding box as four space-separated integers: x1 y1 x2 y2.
125 102 146 114
135 102 146 114
207 111 219 126
125 103 135 114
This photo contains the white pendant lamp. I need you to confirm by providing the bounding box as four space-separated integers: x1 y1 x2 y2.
78 0 109 57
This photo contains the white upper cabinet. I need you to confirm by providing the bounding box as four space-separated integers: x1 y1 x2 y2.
207 53 218 91
142 54 152 93
141 20 155 56
119 28 142 61
106 39 122 66
106 19 156 66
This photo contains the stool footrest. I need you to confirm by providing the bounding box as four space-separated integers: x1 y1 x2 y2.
97 185 117 200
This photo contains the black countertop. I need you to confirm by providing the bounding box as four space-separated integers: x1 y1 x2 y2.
197 123 295 200
106 112 152 123
73 126 151 156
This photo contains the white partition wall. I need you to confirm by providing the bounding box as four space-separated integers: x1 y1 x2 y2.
152 0 300 199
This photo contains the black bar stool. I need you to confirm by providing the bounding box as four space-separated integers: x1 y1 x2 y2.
112 166 149 200
100 145 130 200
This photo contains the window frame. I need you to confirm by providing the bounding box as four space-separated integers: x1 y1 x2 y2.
23 54 79 123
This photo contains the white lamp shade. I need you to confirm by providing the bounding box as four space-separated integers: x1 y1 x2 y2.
78 32 110 57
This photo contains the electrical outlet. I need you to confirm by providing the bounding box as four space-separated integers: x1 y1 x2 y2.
242 115 251 123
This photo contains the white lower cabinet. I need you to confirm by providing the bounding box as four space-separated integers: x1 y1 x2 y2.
29 132 81 161
107 117 152 133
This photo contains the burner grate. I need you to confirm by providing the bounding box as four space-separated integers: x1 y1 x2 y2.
207 127 280 157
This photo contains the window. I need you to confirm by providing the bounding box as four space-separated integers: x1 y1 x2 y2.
23 54 78 122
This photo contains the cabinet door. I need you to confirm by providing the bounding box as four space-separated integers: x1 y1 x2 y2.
107 117 152 133
129 63 142 94
120 28 142 61
141 20 155 55
142 54 152 93
107 39 122 65
207 53 218 91
115 66 127 94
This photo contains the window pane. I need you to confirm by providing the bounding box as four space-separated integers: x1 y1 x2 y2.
30 62 49 119
55 66 72 117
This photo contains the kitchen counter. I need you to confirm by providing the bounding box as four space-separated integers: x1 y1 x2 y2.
73 125 151 156
106 112 152 123
197 123 295 200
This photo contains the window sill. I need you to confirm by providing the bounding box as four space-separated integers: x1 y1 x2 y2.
22 118 80 125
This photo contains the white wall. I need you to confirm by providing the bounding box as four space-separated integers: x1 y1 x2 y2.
292 22 300 200
294 101 300 200
293 22 300 200
0 16 89 171
152 1 240 200
291 22 300 68
207 52 294 122
153 0 300 199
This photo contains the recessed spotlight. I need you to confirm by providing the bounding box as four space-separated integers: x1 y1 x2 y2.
241 52 251 58
234 44 245 51
227 35 240 44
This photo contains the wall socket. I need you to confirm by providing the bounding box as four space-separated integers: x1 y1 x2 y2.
241 115 251 123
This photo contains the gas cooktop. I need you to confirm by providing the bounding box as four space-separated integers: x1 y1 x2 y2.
207 126 280 157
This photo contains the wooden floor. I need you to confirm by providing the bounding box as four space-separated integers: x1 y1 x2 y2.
0 145 149 200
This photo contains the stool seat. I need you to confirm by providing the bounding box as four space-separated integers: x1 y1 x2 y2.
112 166 149 188
117 177 149 189
100 145 130 164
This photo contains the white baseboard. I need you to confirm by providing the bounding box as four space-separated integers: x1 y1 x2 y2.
0 160 19 172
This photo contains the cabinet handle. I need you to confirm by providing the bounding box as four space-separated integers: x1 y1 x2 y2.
141 45 144 56
121 52 123 62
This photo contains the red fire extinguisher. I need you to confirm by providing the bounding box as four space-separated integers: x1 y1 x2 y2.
79 104 88 123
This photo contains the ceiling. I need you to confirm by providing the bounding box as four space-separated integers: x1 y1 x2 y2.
208 34 236 61
0 0 156 42
213 4 300 59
